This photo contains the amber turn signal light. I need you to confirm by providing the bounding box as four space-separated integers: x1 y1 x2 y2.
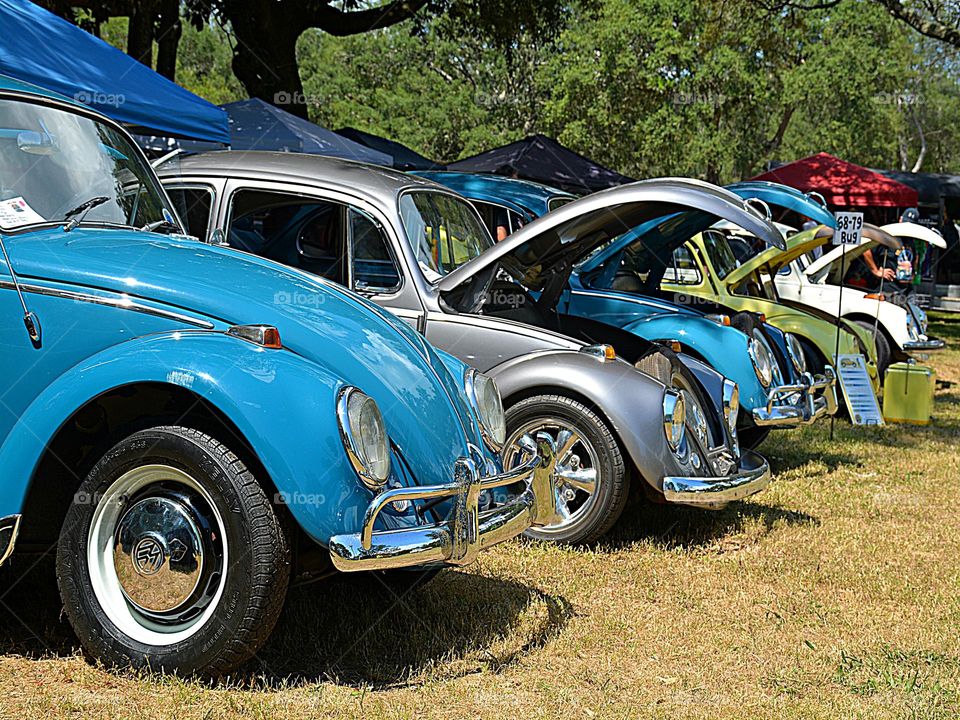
227 324 283 349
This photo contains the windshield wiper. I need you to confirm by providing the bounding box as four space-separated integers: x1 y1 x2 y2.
62 196 109 232
139 218 180 233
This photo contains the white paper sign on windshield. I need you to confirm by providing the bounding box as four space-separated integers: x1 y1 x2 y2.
833 211 864 245
0 197 45 229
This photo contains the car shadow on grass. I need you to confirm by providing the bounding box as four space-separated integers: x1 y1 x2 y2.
0 557 572 690
597 498 819 553
243 569 573 688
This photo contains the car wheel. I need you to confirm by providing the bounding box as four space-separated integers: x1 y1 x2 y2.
56 426 290 676
503 394 628 545
853 320 891 378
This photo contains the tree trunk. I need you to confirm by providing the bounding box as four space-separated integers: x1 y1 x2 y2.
127 0 156 68
154 0 181 81
229 8 308 117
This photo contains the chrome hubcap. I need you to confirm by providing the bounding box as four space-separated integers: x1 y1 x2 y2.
504 418 599 534
87 464 227 646
114 493 206 615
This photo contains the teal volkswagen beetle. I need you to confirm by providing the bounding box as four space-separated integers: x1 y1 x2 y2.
418 171 838 447
0 77 560 676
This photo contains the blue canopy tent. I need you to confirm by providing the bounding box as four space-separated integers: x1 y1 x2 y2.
335 126 440 170
224 99 392 165
0 0 229 144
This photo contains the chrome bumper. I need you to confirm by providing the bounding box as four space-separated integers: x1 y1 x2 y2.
904 337 945 352
0 514 20 567
662 450 771 507
328 434 560 572
751 367 838 427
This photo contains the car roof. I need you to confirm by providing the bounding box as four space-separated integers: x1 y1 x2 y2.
160 150 445 204
413 171 576 215
0 72 83 106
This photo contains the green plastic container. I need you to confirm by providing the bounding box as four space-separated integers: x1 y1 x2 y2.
882 362 936 425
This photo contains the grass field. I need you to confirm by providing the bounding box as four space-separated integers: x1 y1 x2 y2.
1 314 959 719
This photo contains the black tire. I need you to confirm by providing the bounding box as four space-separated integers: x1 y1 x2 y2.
56 426 290 677
853 320 891 379
504 394 628 545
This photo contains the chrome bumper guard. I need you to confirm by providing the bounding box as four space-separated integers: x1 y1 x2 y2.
328 434 560 572
904 337 945 352
0 514 21 568
663 450 771 507
751 367 838 427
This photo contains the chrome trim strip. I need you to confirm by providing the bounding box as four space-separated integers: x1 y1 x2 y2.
0 281 215 329
0 515 22 567
663 450 771 506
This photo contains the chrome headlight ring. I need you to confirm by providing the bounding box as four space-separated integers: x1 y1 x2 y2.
464 368 507 452
748 332 775 388
662 390 687 455
784 332 807 376
337 387 391 491
722 379 739 435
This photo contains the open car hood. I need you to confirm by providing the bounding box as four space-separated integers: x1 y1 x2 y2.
725 181 837 229
437 178 784 294
801 224 902 280
881 221 947 249
724 225 834 285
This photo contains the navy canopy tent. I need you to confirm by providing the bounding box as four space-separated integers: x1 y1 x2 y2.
446 134 635 194
0 0 229 143
225 99 391 165
335 126 440 170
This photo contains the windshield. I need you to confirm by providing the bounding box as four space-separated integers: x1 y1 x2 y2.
0 97 171 232
399 190 493 281
702 230 741 278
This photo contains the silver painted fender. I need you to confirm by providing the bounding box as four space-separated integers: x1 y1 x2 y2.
488 349 695 492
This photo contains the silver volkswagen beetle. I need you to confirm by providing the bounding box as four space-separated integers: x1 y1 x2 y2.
159 153 774 545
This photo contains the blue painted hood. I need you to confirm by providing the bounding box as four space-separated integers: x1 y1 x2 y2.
9 227 481 486
725 181 837 229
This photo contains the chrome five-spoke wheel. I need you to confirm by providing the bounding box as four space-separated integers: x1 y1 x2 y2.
502 394 629 545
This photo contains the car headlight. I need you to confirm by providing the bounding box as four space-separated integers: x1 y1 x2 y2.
748 334 774 387
662 390 686 453
722 379 739 435
465 369 506 451
337 387 391 490
784 332 807 375
906 311 920 340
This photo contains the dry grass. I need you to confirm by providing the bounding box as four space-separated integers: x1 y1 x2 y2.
2 314 960 719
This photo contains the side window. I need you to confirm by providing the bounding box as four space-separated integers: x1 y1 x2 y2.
165 186 214 239
663 246 702 285
350 209 401 293
227 189 347 286
470 200 524 241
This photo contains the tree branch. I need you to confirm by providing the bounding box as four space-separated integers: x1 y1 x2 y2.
874 0 960 47
306 0 430 37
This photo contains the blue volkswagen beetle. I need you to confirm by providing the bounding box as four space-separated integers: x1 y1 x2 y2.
0 77 560 676
417 172 837 447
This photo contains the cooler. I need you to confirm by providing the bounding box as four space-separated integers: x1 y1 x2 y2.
882 362 936 425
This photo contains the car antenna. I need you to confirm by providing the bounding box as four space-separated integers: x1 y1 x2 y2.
0 231 41 347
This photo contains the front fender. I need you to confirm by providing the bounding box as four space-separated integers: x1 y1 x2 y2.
0 331 375 546
623 315 766 412
489 350 693 493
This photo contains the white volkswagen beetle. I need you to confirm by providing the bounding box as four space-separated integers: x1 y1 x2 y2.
770 222 945 374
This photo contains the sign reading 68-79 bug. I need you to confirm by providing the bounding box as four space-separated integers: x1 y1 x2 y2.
833 211 864 245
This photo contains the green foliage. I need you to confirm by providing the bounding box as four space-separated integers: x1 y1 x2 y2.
95 0 960 177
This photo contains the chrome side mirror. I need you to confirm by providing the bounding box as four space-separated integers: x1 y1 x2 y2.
17 130 59 155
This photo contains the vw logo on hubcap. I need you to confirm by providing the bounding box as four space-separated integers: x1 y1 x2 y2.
132 536 165 576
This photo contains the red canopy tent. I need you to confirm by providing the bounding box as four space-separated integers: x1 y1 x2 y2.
751 152 918 208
